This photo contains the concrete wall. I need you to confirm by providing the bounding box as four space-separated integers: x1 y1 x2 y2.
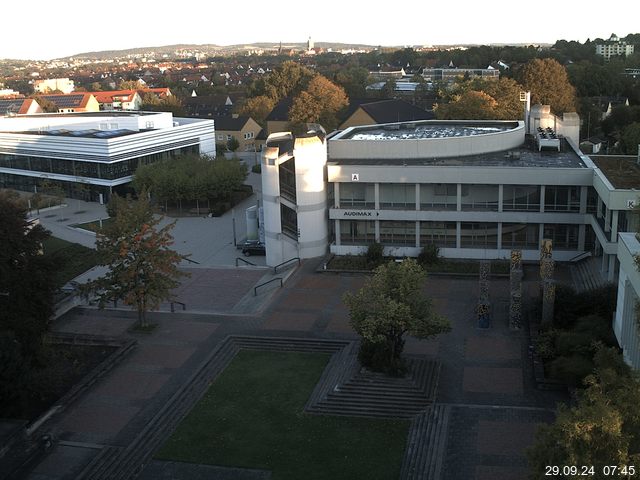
615 233 640 370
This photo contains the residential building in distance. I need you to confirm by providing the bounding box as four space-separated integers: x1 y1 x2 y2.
0 111 215 203
36 93 101 113
421 67 499 82
265 97 294 135
0 98 43 116
595 34 635 60
91 90 143 111
213 115 262 151
33 77 75 94
339 99 434 130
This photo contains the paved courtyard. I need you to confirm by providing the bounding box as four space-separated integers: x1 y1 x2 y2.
23 258 567 480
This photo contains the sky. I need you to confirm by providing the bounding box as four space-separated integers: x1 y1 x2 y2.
1 0 638 60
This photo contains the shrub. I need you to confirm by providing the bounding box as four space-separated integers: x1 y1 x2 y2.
553 284 617 329
365 242 384 266
554 331 594 357
251 163 262 174
548 354 594 387
417 244 440 266
358 339 407 376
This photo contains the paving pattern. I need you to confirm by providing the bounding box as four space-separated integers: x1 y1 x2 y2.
25 260 568 480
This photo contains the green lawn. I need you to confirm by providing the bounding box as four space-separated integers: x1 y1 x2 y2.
157 350 409 480
42 237 100 288
73 217 113 233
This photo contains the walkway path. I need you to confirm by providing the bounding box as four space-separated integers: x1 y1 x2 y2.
26 259 566 480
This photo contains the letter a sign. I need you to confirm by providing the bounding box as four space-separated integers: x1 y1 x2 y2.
351 173 360 181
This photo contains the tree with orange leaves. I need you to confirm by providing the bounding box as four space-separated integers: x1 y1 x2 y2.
83 190 188 328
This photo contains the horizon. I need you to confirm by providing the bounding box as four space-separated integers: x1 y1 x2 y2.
1 0 638 61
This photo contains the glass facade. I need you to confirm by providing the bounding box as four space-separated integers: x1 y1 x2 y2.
338 182 375 208
340 220 375 245
379 183 415 209
502 185 540 211
280 204 298 239
379 221 416 245
460 222 498 248
278 157 296 203
544 186 581 212
543 224 579 250
419 221 456 247
501 223 539 249
461 184 499 211
420 184 456 210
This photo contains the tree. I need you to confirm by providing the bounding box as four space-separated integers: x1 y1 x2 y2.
83 192 188 328
34 95 59 113
227 136 240 152
620 122 640 155
380 78 397 99
517 58 578 114
436 90 498 120
289 75 348 132
343 259 450 374
141 93 185 116
119 79 143 90
0 191 55 363
528 347 640 478
239 95 275 125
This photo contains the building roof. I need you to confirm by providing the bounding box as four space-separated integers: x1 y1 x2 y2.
37 93 94 109
212 115 253 131
266 97 294 121
91 90 138 104
590 155 640 189
352 99 434 124
0 98 36 115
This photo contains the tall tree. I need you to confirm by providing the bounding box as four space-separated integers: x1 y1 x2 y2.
239 95 275 125
289 75 348 131
528 347 640 478
83 192 187 328
0 191 55 362
343 259 450 374
517 58 578 114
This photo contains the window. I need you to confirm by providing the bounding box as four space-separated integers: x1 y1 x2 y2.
226 135 232 141
420 221 456 247
279 157 296 202
460 222 498 248
461 185 499 211
340 220 375 245
280 204 298 239
379 221 415 246
543 224 579 250
379 183 415 209
501 223 539 249
338 182 374 208
420 184 456 210
544 186 580 212
503 185 540 211
217 134 223 140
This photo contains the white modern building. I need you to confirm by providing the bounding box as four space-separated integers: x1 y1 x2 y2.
0 111 215 202
33 78 75 94
595 34 635 60
614 232 640 370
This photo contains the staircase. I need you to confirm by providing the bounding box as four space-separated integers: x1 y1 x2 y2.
570 256 609 292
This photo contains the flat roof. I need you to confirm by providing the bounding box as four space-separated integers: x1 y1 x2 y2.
591 155 640 189
6 111 159 118
10 128 141 139
330 141 586 168
340 120 519 140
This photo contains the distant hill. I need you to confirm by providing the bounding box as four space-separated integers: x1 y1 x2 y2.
63 42 381 60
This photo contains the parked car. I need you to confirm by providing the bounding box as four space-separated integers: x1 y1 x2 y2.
241 240 265 257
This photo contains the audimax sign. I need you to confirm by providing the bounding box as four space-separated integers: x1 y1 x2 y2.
341 210 380 218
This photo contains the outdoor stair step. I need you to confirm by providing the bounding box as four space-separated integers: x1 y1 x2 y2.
307 404 423 418
324 395 431 408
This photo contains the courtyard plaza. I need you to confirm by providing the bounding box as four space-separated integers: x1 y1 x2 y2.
24 252 567 480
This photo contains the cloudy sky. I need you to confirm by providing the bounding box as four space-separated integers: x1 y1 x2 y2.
2 0 638 60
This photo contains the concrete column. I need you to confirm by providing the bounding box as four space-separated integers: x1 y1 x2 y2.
538 223 545 249
415 221 420 247
578 224 586 251
334 182 340 208
335 220 341 246
498 184 504 213
497 223 503 250
605 207 611 232
374 183 380 210
456 221 461 249
608 254 616 282
539 185 546 213
456 184 462 211
375 220 380 242
611 210 619 240
415 184 420 211
579 186 588 214
597 198 603 218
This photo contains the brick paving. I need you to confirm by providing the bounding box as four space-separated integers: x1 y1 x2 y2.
25 259 567 480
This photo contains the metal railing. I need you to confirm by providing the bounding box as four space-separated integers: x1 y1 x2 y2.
254 277 283 296
170 301 186 312
236 257 257 266
568 251 592 263
273 257 300 274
